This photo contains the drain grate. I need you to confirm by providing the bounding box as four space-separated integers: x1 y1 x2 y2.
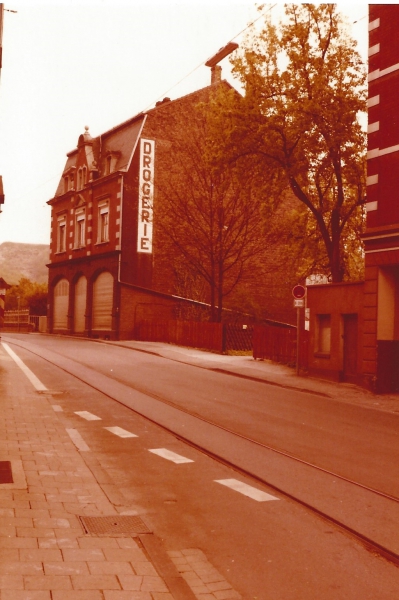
79 515 151 536
0 461 13 484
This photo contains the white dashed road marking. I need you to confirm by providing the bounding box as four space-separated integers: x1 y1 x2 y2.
2 342 48 392
215 479 279 502
66 429 90 452
104 426 138 438
148 448 194 464
75 411 102 421
52 405 63 412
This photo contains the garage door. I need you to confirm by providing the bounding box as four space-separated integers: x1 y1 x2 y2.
74 276 87 333
53 279 69 330
92 272 113 330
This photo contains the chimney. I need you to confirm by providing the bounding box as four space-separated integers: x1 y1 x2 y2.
211 65 222 85
205 41 238 85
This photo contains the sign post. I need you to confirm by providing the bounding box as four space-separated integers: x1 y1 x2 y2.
292 285 306 376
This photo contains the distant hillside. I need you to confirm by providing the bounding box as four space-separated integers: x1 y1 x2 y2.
0 242 49 285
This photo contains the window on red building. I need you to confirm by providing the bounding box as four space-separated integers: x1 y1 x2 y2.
98 201 109 243
57 214 67 253
316 314 331 355
74 208 86 248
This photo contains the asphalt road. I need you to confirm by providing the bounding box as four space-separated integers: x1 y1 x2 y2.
3 333 399 599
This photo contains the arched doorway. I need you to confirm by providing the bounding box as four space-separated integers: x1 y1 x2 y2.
74 276 87 333
92 272 113 331
53 279 69 330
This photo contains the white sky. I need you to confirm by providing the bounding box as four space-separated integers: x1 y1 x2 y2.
0 1 368 246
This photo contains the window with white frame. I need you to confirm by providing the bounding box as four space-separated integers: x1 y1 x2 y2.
74 208 86 248
57 214 67 253
98 201 109 243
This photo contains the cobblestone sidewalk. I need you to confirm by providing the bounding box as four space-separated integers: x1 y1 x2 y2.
0 344 242 600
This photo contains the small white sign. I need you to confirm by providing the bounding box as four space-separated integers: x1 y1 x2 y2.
294 298 305 308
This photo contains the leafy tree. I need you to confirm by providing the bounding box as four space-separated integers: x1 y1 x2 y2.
222 3 367 282
154 89 265 321
5 278 48 315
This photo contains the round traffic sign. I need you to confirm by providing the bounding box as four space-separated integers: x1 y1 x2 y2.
292 284 306 299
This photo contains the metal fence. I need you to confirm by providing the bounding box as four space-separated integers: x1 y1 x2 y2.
224 324 254 352
136 320 224 353
253 324 309 369
134 319 308 369
3 311 47 333
4 309 30 323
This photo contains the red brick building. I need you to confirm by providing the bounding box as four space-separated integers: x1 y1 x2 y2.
307 5 399 392
362 4 399 391
47 69 242 340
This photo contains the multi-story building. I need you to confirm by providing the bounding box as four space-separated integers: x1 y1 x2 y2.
362 4 399 391
47 65 234 340
306 5 399 392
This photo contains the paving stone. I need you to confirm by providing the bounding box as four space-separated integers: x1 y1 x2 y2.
0 561 43 575
117 538 143 549
117 574 143 590
103 592 152 600
44 561 90 575
71 574 121 589
52 591 103 600
38 537 79 549
0 574 24 589
16 527 55 539
103 548 148 563
88 561 135 575
19 548 63 562
131 562 159 577
0 537 38 549
1 591 51 600
78 537 120 549
23 574 73 590
33 517 72 529
0 548 19 561
140 575 170 592
62 548 105 561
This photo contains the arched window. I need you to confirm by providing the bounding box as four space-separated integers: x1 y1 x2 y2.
92 272 113 330
53 279 69 329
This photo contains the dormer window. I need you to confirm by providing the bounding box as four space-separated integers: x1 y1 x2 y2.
77 167 88 190
104 151 120 176
63 166 76 194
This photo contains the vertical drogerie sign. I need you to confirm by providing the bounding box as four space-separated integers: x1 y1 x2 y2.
137 138 155 253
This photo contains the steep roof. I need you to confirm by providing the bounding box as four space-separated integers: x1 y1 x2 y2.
52 80 234 198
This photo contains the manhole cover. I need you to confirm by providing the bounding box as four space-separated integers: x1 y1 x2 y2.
79 515 151 536
0 461 13 484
